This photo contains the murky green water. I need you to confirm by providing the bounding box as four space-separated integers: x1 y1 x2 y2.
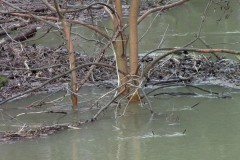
2 0 240 159
1 85 240 160
28 0 240 57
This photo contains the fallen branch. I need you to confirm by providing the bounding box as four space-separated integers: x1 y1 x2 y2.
0 124 69 141
91 89 124 121
0 26 37 45
138 0 189 24
8 12 110 39
154 92 197 96
0 62 125 106
0 23 28 37
13 110 67 119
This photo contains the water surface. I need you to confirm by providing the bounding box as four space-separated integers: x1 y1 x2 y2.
0 85 240 160
2 1 240 160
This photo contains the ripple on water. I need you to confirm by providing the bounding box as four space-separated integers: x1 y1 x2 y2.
116 132 185 141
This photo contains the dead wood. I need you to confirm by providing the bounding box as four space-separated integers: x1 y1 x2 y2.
0 26 37 45
0 124 70 142
0 62 124 106
0 23 28 37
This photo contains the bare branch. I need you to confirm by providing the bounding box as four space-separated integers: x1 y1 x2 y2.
0 63 126 106
2 0 59 28
138 0 190 25
8 13 110 39
40 0 56 12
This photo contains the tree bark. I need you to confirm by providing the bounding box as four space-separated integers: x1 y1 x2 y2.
129 0 139 76
61 20 78 110
53 0 78 110
129 0 140 102
113 0 129 93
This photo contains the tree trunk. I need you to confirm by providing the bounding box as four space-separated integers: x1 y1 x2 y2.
61 20 78 110
54 0 78 110
129 0 140 102
129 0 139 76
113 0 129 93
53 0 78 110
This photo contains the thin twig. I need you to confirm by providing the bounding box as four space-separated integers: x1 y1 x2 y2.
0 63 126 106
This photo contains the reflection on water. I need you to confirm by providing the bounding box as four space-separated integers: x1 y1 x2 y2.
0 85 240 160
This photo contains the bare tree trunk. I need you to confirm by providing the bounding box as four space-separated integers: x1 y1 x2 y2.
129 0 140 102
53 0 78 110
61 20 78 110
129 0 139 76
113 0 129 93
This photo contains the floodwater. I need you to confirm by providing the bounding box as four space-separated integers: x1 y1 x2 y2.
0 85 240 160
27 0 240 57
1 0 240 160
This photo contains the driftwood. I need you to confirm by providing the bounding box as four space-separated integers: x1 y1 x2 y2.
0 26 37 45
0 62 124 105
0 124 70 142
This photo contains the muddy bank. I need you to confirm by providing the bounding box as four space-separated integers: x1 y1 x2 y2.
147 54 240 88
1 43 240 102
0 43 117 101
0 0 173 36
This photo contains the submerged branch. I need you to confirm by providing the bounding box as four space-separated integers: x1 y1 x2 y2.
138 0 189 25
0 63 125 106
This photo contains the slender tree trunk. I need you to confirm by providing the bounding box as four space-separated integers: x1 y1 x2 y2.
129 0 139 76
61 20 78 110
113 0 129 93
129 0 140 102
53 0 78 110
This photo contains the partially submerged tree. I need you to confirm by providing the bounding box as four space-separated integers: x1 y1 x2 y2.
0 0 193 107
106 0 190 102
53 0 78 110
128 0 141 102
2 0 240 115
112 0 128 94
1 0 240 142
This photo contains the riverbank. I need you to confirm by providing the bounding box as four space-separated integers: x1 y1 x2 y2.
1 43 240 103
